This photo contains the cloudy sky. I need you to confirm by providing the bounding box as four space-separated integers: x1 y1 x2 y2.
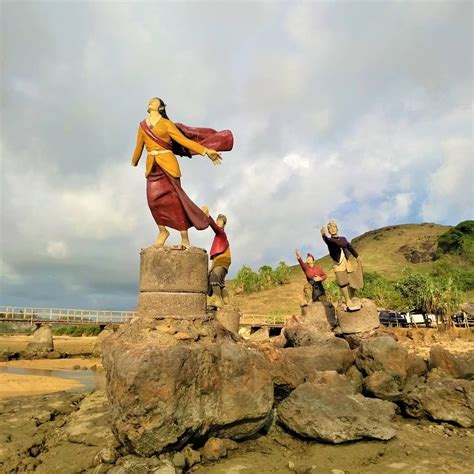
1 1 472 310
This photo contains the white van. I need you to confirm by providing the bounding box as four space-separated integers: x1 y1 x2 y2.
405 312 437 327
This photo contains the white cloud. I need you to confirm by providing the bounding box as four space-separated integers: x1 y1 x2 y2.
422 139 474 222
46 240 69 259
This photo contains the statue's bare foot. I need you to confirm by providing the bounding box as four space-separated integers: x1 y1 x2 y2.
154 228 170 247
180 237 191 249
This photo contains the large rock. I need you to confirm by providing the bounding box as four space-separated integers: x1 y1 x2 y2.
301 302 337 332
260 338 355 400
429 346 474 380
92 325 117 357
215 306 241 334
402 378 474 428
283 314 335 348
356 335 408 377
277 383 397 443
103 315 273 456
27 325 54 352
335 298 380 334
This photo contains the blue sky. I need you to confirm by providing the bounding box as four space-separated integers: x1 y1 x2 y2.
1 1 472 310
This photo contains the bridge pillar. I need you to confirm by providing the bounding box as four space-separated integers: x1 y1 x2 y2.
137 246 208 318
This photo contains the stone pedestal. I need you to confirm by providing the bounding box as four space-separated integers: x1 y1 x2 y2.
103 246 273 456
138 246 208 318
335 298 380 334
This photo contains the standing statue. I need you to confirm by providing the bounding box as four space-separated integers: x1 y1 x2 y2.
202 206 231 308
131 97 233 248
321 220 364 311
295 249 327 306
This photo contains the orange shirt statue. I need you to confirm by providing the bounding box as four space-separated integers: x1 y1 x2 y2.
131 98 233 248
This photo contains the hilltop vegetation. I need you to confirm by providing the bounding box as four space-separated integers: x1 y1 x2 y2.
231 222 474 318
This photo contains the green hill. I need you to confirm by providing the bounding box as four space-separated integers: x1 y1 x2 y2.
231 222 473 319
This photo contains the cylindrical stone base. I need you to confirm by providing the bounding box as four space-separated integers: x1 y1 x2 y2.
137 246 209 318
139 292 207 317
140 246 208 293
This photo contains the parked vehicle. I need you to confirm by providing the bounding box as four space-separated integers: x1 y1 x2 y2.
405 311 437 328
379 311 408 327
451 312 474 327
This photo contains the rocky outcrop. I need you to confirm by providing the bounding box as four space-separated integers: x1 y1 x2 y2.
277 383 397 443
335 298 380 335
103 314 273 456
27 325 54 352
402 378 474 428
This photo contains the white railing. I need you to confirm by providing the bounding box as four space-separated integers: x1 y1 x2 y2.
0 306 136 324
0 306 287 327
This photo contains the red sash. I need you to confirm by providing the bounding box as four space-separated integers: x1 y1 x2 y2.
139 120 172 150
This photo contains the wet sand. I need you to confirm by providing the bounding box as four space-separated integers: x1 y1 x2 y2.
0 358 103 399
0 372 83 399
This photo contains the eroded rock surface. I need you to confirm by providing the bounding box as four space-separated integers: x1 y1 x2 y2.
103 315 273 456
277 383 397 443
402 378 474 428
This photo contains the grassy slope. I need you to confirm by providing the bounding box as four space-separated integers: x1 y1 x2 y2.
231 223 453 319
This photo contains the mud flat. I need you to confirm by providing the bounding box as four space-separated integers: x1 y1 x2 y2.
0 389 472 474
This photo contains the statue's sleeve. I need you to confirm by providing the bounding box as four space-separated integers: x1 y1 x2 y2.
347 241 359 258
131 126 145 166
167 121 207 156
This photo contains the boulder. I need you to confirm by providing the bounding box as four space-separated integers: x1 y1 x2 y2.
342 327 397 350
93 326 117 357
402 378 474 428
335 299 380 334
283 316 333 347
260 339 355 401
429 346 474 380
356 336 408 377
363 371 406 401
215 306 241 334
301 302 337 332
103 315 273 456
277 383 397 443
27 325 54 352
